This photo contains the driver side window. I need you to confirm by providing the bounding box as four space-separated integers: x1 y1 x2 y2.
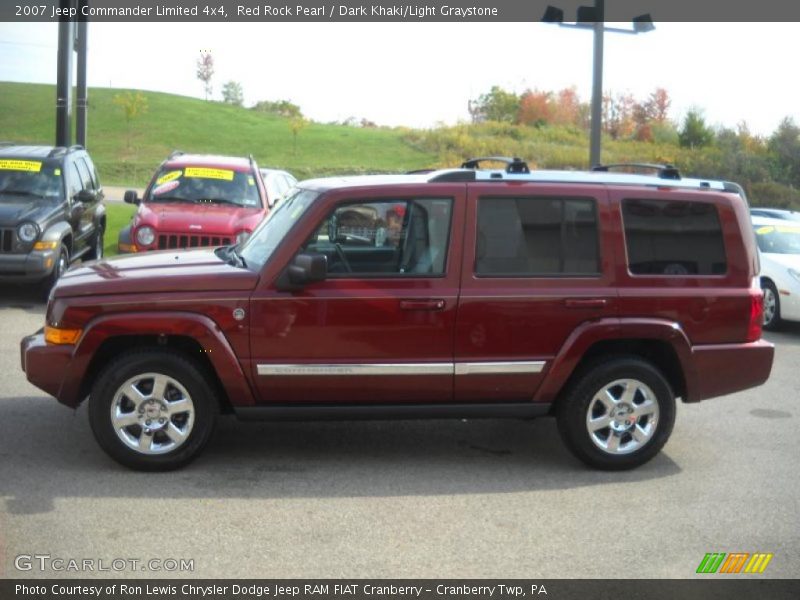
302 198 453 277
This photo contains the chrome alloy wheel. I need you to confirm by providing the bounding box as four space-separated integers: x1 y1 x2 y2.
763 286 777 326
110 373 195 455
586 378 660 455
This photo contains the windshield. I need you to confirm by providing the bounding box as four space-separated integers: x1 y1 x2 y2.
239 188 318 271
146 166 262 207
755 224 800 255
0 160 62 202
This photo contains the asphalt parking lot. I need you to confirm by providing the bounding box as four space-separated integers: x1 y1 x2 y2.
0 284 798 579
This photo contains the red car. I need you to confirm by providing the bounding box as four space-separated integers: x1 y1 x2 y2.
117 152 270 252
22 158 774 471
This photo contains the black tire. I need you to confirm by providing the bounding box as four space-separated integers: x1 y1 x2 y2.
87 227 104 260
40 245 68 298
88 350 218 471
556 356 676 470
761 280 782 331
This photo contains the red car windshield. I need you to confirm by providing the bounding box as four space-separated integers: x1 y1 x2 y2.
146 166 261 208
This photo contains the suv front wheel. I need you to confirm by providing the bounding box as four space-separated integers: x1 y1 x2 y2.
88 350 218 471
556 357 676 470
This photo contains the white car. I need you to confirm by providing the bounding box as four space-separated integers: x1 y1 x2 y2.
259 168 297 208
753 216 800 329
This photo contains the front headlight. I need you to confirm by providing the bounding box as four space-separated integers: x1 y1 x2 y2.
135 226 155 246
788 268 800 285
17 222 40 243
236 231 250 245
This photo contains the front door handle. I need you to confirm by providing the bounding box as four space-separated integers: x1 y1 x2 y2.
400 299 446 311
564 298 608 309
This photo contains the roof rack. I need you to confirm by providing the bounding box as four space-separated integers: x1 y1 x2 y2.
461 156 531 174
592 163 681 180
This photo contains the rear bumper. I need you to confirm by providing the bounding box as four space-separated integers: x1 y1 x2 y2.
688 339 774 402
21 330 76 405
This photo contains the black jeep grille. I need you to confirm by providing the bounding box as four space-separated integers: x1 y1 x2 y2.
0 228 14 253
157 233 231 250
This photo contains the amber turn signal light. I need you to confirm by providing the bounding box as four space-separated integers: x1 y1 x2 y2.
44 326 82 345
33 240 58 250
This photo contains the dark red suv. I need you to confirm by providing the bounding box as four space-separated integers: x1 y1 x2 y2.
117 152 268 253
21 158 774 471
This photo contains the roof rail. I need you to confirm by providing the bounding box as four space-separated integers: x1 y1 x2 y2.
68 144 84 151
406 168 436 175
592 163 681 180
47 146 67 157
461 156 531 174
168 150 185 159
0 141 15 147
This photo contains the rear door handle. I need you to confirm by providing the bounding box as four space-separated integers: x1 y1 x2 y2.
400 299 446 311
564 298 608 309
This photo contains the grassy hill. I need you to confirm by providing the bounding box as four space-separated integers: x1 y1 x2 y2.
0 82 434 186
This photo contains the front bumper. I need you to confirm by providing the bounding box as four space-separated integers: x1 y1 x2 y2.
21 329 75 404
0 250 57 282
689 339 775 402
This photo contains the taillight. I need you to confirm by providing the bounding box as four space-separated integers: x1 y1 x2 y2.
747 288 764 342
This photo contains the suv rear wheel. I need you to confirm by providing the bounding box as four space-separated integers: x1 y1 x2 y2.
88 350 218 471
556 357 676 470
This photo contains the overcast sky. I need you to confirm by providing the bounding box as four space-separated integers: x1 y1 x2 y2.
0 21 796 136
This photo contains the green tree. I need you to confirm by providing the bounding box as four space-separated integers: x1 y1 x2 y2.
468 86 520 124
251 99 302 118
767 117 800 186
112 91 148 150
222 81 244 106
679 109 714 148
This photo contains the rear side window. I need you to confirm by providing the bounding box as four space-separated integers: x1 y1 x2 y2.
476 197 600 276
622 199 726 275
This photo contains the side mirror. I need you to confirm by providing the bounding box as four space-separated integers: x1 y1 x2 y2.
74 189 97 203
123 190 140 205
287 253 327 286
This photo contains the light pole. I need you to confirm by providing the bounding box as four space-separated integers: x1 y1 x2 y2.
542 2 654 167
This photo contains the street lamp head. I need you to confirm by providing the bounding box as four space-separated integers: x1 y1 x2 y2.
633 14 655 33
576 6 601 24
541 5 564 23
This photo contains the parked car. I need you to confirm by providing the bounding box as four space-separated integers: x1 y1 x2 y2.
22 158 774 471
750 207 800 221
0 143 105 293
753 216 800 329
118 152 269 252
260 167 297 207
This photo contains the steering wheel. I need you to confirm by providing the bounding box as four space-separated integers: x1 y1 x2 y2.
334 242 352 273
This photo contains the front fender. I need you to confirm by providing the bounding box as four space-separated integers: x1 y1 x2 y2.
533 318 695 404
40 221 74 246
117 224 134 252
59 311 256 408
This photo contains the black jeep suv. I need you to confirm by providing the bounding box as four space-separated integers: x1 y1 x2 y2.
0 144 106 292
